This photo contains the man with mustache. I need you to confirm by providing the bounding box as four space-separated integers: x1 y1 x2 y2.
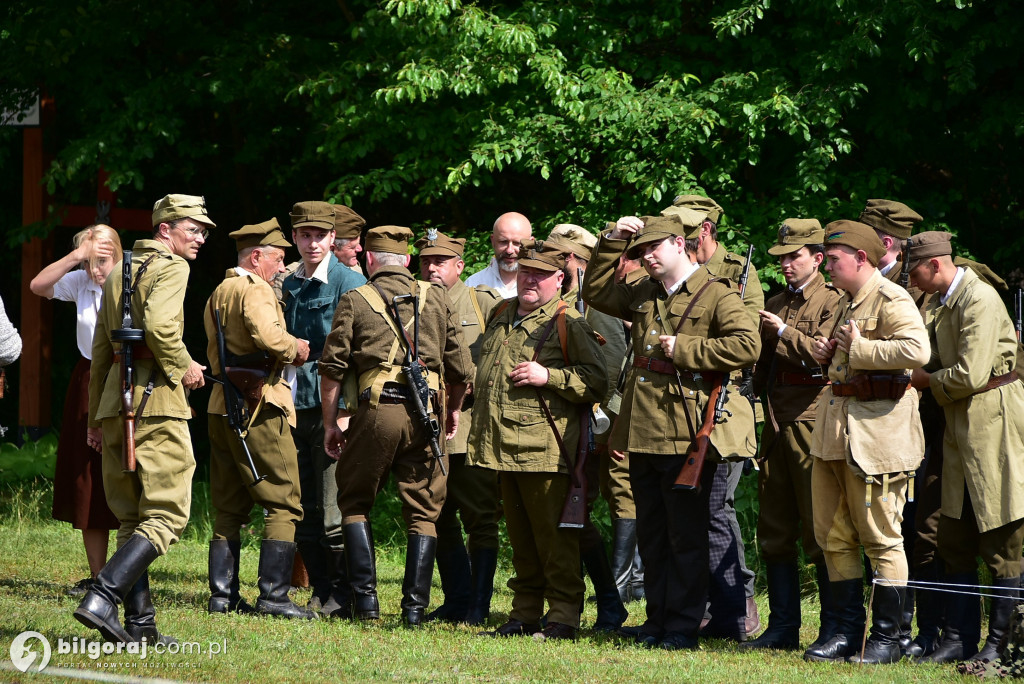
465 212 532 298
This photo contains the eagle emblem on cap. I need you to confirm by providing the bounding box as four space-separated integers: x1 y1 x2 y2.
426 228 438 243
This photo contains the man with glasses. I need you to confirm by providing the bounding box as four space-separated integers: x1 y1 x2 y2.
75 194 213 645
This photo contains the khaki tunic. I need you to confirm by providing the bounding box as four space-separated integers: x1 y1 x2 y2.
89 239 197 554
468 295 608 472
811 268 931 475
203 269 299 425
925 268 1024 532
704 243 764 326
446 280 500 455
582 235 761 458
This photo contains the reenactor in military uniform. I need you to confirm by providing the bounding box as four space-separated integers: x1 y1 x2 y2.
281 201 367 617
662 194 763 640
807 221 931 664
470 239 608 641
859 199 924 288
204 220 314 619
547 223 630 631
414 229 502 626
319 226 473 626
907 232 1024 664
583 211 760 650
76 194 213 644
741 220 842 652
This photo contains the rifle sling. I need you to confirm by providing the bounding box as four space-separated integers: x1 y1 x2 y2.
527 301 578 479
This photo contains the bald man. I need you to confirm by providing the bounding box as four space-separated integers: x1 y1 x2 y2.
465 212 532 298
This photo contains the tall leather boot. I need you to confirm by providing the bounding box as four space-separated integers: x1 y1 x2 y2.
402 535 437 627
899 585 916 654
629 544 645 601
806 563 839 651
847 584 904 664
741 562 801 650
905 560 943 657
74 534 159 644
123 571 176 646
296 540 333 613
971 576 1020 663
425 539 471 623
344 522 379 620
255 540 316 619
920 571 982 663
208 539 254 614
320 544 352 619
465 547 498 626
581 526 628 632
803 578 866 662
610 519 638 604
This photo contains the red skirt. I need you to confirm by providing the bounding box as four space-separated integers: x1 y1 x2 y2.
51 357 119 530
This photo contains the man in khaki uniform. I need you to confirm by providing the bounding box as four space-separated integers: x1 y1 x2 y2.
742 220 842 652
906 233 1024 664
319 225 473 626
76 194 213 644
415 229 502 626
583 211 760 650
469 238 607 641
204 219 313 619
807 220 930 664
547 223 630 631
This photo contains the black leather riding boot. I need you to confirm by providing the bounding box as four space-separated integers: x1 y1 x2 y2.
741 562 801 650
124 571 176 646
74 534 159 644
847 584 904 664
402 535 438 627
425 539 471 623
255 540 316 619
344 522 380 620
465 547 498 626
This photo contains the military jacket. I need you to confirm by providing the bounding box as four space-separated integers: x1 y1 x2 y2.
583 234 761 457
754 272 842 424
468 294 608 473
447 279 500 454
565 285 629 405
204 269 299 426
811 268 930 475
704 242 764 326
281 253 366 410
925 267 1024 532
89 240 195 424
319 265 473 401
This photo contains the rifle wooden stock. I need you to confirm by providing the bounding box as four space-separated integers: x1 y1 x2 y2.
121 369 137 473
673 382 723 490
558 409 590 529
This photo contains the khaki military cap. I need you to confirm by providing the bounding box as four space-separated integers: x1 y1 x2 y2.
906 231 953 271
290 201 336 231
626 211 704 259
229 218 291 251
767 219 825 256
152 194 216 228
824 220 886 266
333 205 366 240
365 225 413 255
669 194 724 224
415 229 465 258
517 238 570 273
858 199 923 240
546 224 597 261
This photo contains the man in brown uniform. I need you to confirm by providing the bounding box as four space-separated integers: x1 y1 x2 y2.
319 225 473 626
807 221 930 664
469 238 608 641
907 233 1024 664
583 211 760 650
204 220 313 619
76 194 212 644
415 229 502 626
741 220 842 651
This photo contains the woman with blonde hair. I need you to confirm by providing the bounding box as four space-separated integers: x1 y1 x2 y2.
31 224 123 594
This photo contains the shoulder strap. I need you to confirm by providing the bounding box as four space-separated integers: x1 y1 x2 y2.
488 298 512 324
469 288 487 328
530 300 570 363
655 277 724 336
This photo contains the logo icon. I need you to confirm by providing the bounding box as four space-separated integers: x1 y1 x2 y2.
10 631 51 673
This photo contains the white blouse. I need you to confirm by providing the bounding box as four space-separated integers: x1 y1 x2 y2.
52 269 103 359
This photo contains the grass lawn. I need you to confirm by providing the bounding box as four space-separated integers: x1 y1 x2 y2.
1 483 966 683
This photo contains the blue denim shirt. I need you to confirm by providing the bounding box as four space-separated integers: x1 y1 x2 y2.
282 254 366 410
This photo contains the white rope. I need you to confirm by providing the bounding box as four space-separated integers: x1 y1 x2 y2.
872 576 1024 599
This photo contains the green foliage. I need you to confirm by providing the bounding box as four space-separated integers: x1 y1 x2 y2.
0 434 57 483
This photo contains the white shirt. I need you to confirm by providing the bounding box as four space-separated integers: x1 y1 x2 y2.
879 259 898 277
52 269 103 359
940 267 966 306
465 258 518 298
662 261 700 297
293 255 332 283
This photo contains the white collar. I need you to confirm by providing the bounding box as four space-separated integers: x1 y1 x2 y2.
662 261 700 296
297 256 332 283
940 267 966 306
879 259 897 276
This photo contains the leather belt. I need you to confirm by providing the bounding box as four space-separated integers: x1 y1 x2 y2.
976 370 1019 394
776 371 830 386
114 344 155 362
632 356 701 381
831 374 910 401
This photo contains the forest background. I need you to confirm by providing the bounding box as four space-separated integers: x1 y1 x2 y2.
1 0 1022 468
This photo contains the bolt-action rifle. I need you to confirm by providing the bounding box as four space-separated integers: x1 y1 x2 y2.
110 251 144 473
214 308 267 486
